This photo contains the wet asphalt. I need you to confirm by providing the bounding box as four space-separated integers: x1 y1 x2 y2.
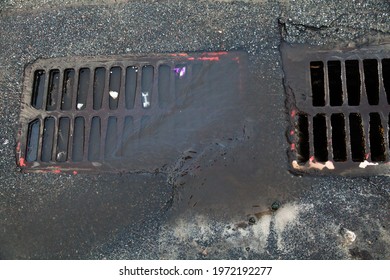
0 0 389 259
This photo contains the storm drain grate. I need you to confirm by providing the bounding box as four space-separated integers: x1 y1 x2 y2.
17 52 247 173
282 43 390 175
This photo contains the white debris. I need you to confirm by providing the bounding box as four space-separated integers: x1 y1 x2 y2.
340 228 356 245
77 103 83 109
109 90 119 99
142 92 150 108
292 159 335 170
324 161 335 170
3 139 9 145
56 151 66 161
359 160 379 168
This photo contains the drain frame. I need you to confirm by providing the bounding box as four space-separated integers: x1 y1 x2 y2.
282 42 390 175
17 51 247 173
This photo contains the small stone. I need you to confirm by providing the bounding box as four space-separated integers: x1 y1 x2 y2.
340 227 356 245
245 247 250 251
271 201 281 211
248 217 256 225
109 90 119 99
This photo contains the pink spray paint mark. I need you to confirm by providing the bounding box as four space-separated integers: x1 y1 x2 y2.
197 57 219 61
291 110 296 118
202 51 228 56
19 157 26 167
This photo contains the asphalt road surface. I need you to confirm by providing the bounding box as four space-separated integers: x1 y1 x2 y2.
0 0 389 259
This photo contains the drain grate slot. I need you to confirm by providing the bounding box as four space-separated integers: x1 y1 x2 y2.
313 114 328 162
363 59 379 105
141 65 154 109
297 114 310 163
331 113 347 162
56 117 70 162
328 61 343 106
76 68 90 110
41 117 55 162
61 69 75 111
158 65 171 109
349 113 366 162
310 61 325 107
105 116 118 159
88 116 101 161
122 116 134 157
125 67 137 110
26 119 40 162
175 64 188 105
72 117 85 162
383 59 390 104
93 67 106 110
282 43 390 174
31 70 46 109
47 70 60 111
345 60 361 106
109 67 121 110
369 113 386 161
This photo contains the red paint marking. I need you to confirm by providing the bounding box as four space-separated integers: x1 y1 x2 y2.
202 51 228 56
170 53 188 57
16 142 21 152
290 130 295 136
291 110 296 118
198 57 219 61
310 156 315 162
52 169 61 174
365 153 370 160
187 57 195 61
73 171 78 175
19 157 26 167
290 143 296 151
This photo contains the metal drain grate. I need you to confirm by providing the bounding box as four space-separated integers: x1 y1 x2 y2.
17 52 247 173
282 43 390 175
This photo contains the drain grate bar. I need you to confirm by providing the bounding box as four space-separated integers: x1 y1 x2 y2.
282 43 390 175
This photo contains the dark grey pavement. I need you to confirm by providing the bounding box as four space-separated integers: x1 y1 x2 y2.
0 0 389 259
